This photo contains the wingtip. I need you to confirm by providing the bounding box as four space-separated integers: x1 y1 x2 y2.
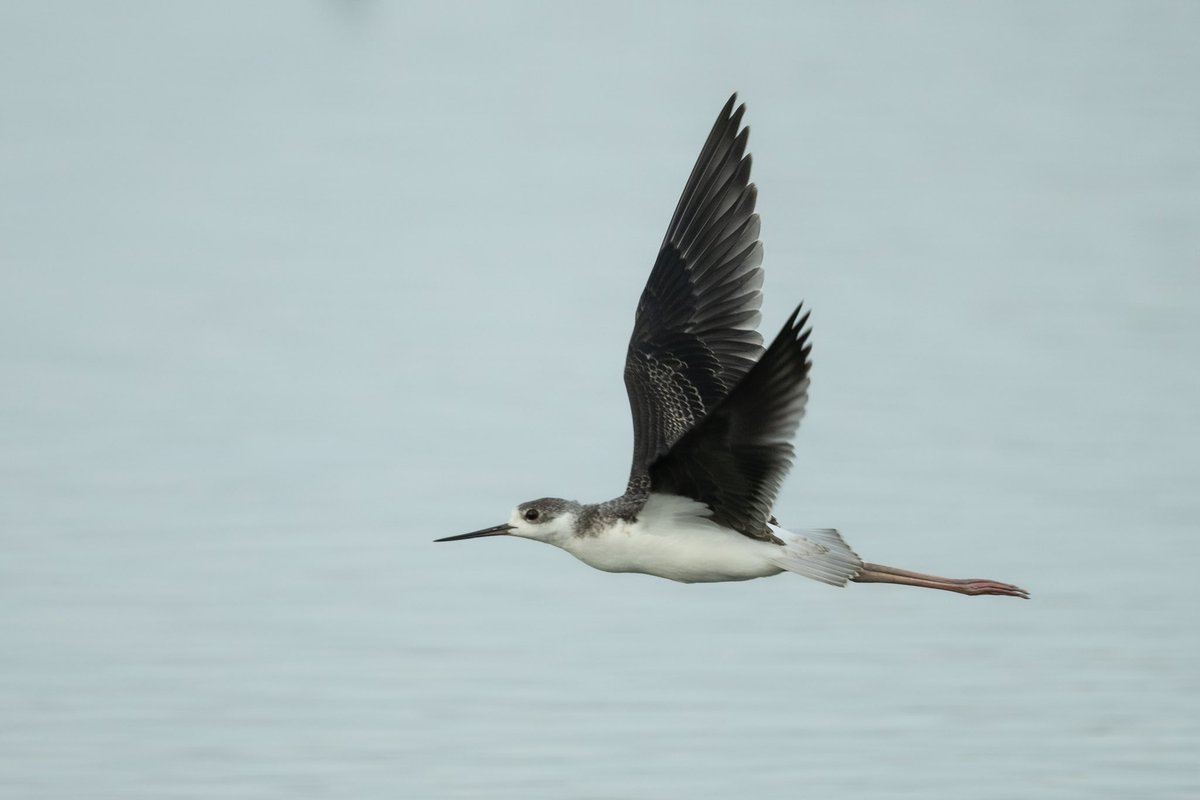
786 304 813 357
718 93 739 123
721 91 747 130
730 92 746 117
784 302 808 329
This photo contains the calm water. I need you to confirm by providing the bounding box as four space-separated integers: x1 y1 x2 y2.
3 3 1198 798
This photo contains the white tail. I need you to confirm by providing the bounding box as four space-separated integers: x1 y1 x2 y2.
766 525 864 587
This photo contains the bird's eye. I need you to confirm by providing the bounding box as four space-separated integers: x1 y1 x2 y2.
523 508 540 522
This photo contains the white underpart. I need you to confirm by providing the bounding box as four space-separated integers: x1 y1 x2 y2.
557 493 864 585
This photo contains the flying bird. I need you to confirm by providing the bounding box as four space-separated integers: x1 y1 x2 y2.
437 95 1027 599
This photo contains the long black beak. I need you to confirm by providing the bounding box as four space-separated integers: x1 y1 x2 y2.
434 523 514 543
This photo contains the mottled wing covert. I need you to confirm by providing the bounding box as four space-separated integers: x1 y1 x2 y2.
648 307 813 542
624 94 766 494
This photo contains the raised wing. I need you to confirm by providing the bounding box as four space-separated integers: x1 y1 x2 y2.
647 306 812 542
624 94 765 494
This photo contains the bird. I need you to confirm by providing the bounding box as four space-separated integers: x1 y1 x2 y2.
436 95 1028 599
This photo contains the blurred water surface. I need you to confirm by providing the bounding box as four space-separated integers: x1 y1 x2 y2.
2 3 1198 798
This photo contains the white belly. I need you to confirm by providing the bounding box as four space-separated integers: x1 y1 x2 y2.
558 495 784 583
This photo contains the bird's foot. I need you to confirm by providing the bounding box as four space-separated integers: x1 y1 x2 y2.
955 579 1029 599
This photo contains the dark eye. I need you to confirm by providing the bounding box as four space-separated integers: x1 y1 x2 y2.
523 508 540 522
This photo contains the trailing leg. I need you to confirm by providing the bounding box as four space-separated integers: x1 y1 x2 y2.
851 562 1028 598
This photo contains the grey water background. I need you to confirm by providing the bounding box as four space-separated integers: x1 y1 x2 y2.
2 3 1198 798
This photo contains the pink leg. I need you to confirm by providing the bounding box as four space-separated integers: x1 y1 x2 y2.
851 562 1028 598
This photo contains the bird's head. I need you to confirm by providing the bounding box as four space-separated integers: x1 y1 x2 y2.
436 497 581 546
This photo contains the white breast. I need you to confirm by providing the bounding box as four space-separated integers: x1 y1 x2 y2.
558 494 785 583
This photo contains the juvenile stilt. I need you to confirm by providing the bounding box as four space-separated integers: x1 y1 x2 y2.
438 95 1028 601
